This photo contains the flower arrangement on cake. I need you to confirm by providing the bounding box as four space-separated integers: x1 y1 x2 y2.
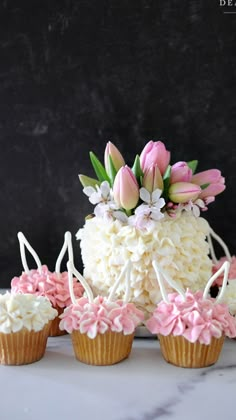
77 140 227 317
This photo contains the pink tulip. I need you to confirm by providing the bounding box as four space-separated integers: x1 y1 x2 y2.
192 169 225 186
113 166 139 211
142 164 163 193
192 169 225 199
104 141 125 177
140 141 170 175
169 182 201 203
170 161 192 183
198 183 226 199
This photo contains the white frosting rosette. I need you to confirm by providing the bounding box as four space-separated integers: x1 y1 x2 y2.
220 280 236 316
0 293 57 334
77 212 212 317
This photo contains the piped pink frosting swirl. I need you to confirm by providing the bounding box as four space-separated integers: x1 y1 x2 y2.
11 265 50 294
212 256 236 287
59 296 144 339
11 265 84 308
146 290 236 344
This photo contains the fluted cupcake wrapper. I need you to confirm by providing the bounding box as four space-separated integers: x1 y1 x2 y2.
158 334 225 368
71 330 135 365
49 305 67 337
0 322 51 366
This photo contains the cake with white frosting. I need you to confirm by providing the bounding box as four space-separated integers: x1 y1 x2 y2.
78 212 211 316
77 140 226 318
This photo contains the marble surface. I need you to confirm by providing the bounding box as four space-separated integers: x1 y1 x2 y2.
0 334 235 420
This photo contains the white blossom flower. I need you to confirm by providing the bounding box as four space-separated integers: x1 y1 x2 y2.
113 211 129 223
83 181 112 205
132 188 165 229
84 181 130 223
181 199 206 218
139 187 165 208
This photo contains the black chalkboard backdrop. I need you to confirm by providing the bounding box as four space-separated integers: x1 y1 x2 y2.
0 1 235 287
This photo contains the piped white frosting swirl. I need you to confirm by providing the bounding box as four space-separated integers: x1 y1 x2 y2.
0 293 58 333
220 280 236 315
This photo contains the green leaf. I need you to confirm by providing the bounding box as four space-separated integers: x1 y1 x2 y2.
132 155 143 185
201 182 210 190
163 165 171 201
187 160 198 174
107 155 117 185
163 165 171 180
89 151 110 183
78 174 101 188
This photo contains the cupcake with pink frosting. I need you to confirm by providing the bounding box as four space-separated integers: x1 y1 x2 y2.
59 261 144 365
11 232 84 337
146 261 236 368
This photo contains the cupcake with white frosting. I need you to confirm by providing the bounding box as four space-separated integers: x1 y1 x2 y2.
59 261 144 365
0 293 57 365
220 280 236 317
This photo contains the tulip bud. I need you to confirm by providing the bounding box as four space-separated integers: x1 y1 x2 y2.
143 164 163 193
169 182 201 203
104 141 125 178
140 140 170 175
113 166 139 211
192 169 225 200
199 183 226 199
192 169 225 186
170 161 192 183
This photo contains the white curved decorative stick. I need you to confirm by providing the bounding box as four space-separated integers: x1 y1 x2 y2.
107 261 131 302
67 261 78 305
123 261 132 303
152 261 186 302
203 261 230 300
55 231 74 274
207 232 218 265
17 232 42 274
215 261 230 304
208 227 232 263
67 261 93 304
152 261 169 303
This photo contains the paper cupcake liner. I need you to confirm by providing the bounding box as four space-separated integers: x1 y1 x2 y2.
0 322 51 366
71 330 135 365
49 305 67 337
158 334 225 368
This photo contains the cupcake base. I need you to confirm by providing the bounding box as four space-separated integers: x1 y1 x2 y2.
0 322 51 365
158 334 225 368
71 330 134 365
49 305 67 337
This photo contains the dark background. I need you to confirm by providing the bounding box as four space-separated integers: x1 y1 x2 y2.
0 1 235 287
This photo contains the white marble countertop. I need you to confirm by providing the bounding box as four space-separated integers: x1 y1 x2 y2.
0 334 235 420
